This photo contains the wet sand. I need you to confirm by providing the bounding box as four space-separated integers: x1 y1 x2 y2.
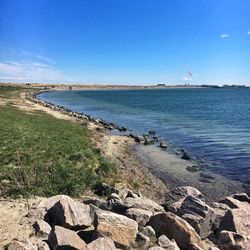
134 144 245 202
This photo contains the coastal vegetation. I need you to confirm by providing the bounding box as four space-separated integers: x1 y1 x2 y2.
0 86 117 197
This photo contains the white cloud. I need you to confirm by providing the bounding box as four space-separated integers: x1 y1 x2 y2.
0 49 75 83
247 31 250 35
221 33 230 39
0 60 69 83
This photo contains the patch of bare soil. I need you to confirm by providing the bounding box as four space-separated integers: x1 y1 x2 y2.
0 198 43 249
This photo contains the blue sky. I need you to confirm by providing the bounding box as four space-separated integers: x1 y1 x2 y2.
0 0 250 85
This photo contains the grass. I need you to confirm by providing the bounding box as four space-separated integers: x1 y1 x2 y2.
0 86 117 197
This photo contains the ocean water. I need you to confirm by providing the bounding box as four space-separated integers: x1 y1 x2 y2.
39 88 250 189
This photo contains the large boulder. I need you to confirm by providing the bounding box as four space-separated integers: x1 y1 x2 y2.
94 209 138 247
48 226 86 250
165 186 204 213
38 195 71 210
148 212 205 249
125 208 153 229
124 197 164 212
177 195 215 239
87 237 117 250
45 196 92 230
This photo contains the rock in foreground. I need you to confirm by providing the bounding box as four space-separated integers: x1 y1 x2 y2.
148 212 205 249
94 209 138 247
48 226 86 250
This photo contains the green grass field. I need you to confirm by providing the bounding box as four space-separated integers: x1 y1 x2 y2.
0 86 117 197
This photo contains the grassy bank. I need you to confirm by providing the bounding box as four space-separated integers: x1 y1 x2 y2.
0 86 117 197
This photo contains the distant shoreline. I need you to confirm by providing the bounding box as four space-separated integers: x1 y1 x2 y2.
1 82 249 91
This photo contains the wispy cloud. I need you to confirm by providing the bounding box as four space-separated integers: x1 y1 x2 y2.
0 48 75 83
0 60 69 83
247 31 250 35
221 33 230 39
36 54 55 64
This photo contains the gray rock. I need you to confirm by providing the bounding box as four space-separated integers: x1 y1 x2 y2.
157 235 180 250
148 212 205 249
160 141 167 149
33 219 51 238
107 193 121 200
134 135 146 143
149 130 156 135
144 137 155 145
82 196 106 208
124 197 164 212
100 198 126 214
48 225 86 250
177 195 215 239
87 237 117 250
165 186 204 212
135 233 150 248
210 202 230 230
95 183 118 196
140 226 156 238
180 150 191 160
125 208 153 229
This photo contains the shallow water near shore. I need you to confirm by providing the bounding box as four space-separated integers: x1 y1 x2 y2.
39 88 250 196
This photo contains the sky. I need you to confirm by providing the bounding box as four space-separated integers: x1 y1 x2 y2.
0 0 250 85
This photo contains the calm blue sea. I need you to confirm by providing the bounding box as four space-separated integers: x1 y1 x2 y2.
39 88 250 188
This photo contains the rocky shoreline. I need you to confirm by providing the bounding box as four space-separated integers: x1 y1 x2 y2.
5 184 250 249
30 90 245 202
1 90 250 249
